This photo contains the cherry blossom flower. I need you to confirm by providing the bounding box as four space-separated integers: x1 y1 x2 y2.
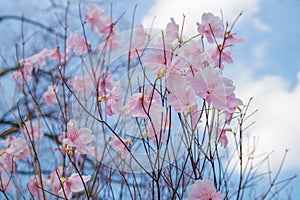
225 94 243 124
129 24 148 58
187 179 222 200
123 92 164 118
28 176 46 200
197 12 224 43
189 67 235 110
167 73 197 112
58 173 91 199
110 135 132 159
145 113 171 146
46 167 63 194
62 119 94 155
165 18 179 44
69 75 94 98
42 85 58 107
208 47 233 68
85 3 111 33
42 47 67 63
66 31 88 56
21 121 43 140
11 60 33 81
25 49 48 67
101 81 123 116
0 136 30 172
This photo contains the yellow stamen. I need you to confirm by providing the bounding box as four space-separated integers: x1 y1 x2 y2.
60 177 67 185
63 146 74 152
98 96 106 102
142 131 147 138
0 150 4 156
157 69 166 79
127 140 133 146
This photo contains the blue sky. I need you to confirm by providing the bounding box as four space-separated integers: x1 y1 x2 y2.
1 0 300 198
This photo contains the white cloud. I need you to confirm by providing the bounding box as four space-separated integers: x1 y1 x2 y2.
253 17 271 32
142 0 261 36
232 67 300 170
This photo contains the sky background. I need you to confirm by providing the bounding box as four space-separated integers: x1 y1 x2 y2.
1 0 300 198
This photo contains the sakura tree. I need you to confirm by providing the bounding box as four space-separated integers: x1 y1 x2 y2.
0 1 295 199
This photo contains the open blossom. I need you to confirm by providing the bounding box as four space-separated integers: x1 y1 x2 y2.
110 135 132 159
11 60 33 81
21 121 43 140
189 67 235 110
197 12 224 43
69 75 94 98
225 94 243 124
187 179 222 200
85 3 111 33
46 167 63 194
28 176 46 200
0 136 30 172
43 85 58 107
58 173 91 199
167 72 197 112
165 18 179 44
128 24 148 58
123 92 163 118
66 31 88 56
62 119 94 155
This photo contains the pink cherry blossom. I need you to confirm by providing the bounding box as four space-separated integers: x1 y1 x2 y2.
85 3 111 33
189 67 235 110
42 48 67 63
208 47 233 68
102 81 123 116
110 135 132 159
225 94 243 124
123 92 163 118
69 75 94 98
145 113 171 146
58 173 91 199
1 136 30 172
129 24 148 58
187 179 222 200
197 13 224 43
25 49 48 67
66 31 88 56
21 121 43 140
165 18 179 44
43 85 58 107
28 176 46 200
167 73 197 112
46 167 63 194
62 119 94 155
11 60 33 81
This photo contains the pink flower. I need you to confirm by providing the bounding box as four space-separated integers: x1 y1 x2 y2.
110 135 132 159
145 113 171 146
197 13 224 43
123 92 163 118
216 128 229 148
58 173 90 199
165 18 179 44
69 75 94 98
208 47 233 68
167 73 197 112
225 94 242 124
85 3 111 33
1 136 30 172
62 119 94 155
28 176 46 200
189 67 235 110
11 60 33 81
43 85 58 107
102 81 123 116
66 31 88 56
21 121 43 140
129 24 147 58
187 179 222 200
46 167 63 194
25 49 48 67
43 48 67 63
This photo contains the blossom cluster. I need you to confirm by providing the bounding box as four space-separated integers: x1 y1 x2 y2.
0 2 248 199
